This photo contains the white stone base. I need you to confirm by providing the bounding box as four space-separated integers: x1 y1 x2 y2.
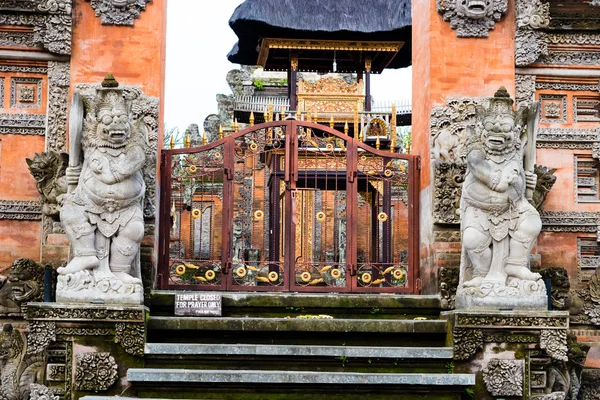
455 278 548 311
56 269 143 305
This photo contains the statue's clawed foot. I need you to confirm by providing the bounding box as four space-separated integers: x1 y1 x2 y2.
482 271 508 286
57 256 99 274
462 276 484 287
112 271 142 285
505 264 541 281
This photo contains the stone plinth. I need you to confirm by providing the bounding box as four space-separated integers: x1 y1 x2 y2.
443 310 575 400
455 278 548 311
25 302 146 399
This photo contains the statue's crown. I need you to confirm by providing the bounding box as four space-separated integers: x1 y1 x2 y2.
485 86 515 118
95 73 127 117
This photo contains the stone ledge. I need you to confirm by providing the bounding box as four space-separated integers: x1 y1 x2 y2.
127 368 476 386
148 316 447 334
27 302 146 322
145 343 454 359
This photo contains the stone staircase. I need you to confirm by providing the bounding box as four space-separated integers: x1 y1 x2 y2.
83 292 475 400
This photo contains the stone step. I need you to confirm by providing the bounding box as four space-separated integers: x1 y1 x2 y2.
148 316 446 334
150 290 442 318
144 343 453 359
127 368 475 386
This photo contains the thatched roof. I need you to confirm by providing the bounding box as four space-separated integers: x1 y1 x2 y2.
227 0 412 70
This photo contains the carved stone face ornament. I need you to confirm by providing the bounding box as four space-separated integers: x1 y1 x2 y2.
96 107 131 147
457 0 493 18
482 115 516 152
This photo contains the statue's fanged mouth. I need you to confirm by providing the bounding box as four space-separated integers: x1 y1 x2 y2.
109 130 127 140
488 136 505 145
463 0 489 17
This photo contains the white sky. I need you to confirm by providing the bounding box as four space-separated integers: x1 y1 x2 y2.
164 0 412 131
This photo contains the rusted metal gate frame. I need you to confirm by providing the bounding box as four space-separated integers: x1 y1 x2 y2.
158 120 420 293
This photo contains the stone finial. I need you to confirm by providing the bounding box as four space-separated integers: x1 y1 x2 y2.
101 73 119 88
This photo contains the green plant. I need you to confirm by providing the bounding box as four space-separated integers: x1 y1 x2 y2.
252 79 264 90
370 307 381 314
445 361 455 374
464 388 475 399
337 355 347 367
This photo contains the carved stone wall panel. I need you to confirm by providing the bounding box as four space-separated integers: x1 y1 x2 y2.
483 359 524 396
0 113 46 135
540 94 567 123
539 51 600 66
29 383 58 400
0 65 48 74
27 303 145 322
514 0 550 66
540 211 600 233
46 61 70 152
74 352 118 391
430 98 480 164
437 0 508 38
26 321 56 354
453 327 483 360
536 81 599 92
0 199 42 220
536 128 598 149
540 329 568 361
433 163 465 224
516 74 536 109
0 78 4 105
87 0 152 26
9 77 43 109
114 322 144 356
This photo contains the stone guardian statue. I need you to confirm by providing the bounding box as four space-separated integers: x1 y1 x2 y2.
57 74 146 304
455 87 547 310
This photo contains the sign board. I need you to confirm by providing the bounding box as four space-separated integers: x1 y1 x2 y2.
174 292 222 316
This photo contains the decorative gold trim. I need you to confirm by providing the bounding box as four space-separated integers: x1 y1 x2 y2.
384 169 393 177
330 268 342 279
377 212 388 222
300 271 311 283
235 266 247 278
258 38 403 66
191 209 201 219
175 265 186 275
214 151 222 160
291 55 298 71
205 270 216 281
392 268 404 280
254 210 264 221
249 142 258 151
361 272 372 284
188 165 197 173
365 57 372 73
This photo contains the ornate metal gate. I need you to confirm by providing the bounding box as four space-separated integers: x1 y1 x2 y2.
158 120 420 293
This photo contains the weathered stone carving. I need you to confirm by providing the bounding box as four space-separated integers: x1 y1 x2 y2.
0 324 45 400
515 74 536 110
47 61 71 152
439 266 459 309
537 128 598 150
453 327 483 360
483 358 524 396
26 321 56 355
0 258 46 315
87 0 152 26
57 74 157 305
540 51 600 66
532 165 557 212
10 78 42 108
536 81 598 92
74 352 118 391
0 113 46 135
515 0 550 66
26 151 68 221
27 303 145 321
433 163 465 224
455 313 568 328
437 0 508 37
539 267 570 310
29 383 59 400
0 199 42 220
540 211 600 234
115 322 144 356
540 329 568 361
456 87 546 310
579 369 600 400
431 99 478 163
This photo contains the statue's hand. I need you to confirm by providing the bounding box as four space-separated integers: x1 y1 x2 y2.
91 158 103 174
495 169 518 192
525 171 537 191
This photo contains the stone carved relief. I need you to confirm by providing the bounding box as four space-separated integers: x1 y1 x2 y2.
87 0 153 26
455 313 568 328
74 352 118 391
544 102 560 118
0 13 71 55
540 51 600 66
433 163 465 224
533 165 557 212
10 78 42 109
515 0 550 66
579 369 600 400
0 258 46 315
26 151 68 222
26 321 56 355
439 266 459 309
0 324 45 400
27 304 145 321
540 211 600 234
0 113 46 135
29 383 59 400
483 359 524 396
516 74 536 110
537 128 598 150
540 329 568 361
453 327 483 360
539 267 570 310
430 99 479 163
437 0 508 37
19 86 35 102
536 81 599 92
540 95 567 123
0 199 42 220
114 322 144 356
47 61 71 152
456 87 546 310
